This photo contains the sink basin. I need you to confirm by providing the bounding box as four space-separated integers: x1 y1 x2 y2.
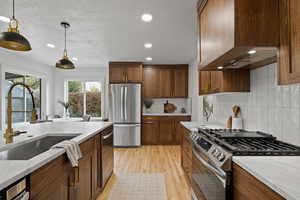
0 135 78 160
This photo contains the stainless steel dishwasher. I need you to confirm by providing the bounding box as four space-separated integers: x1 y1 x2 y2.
98 127 114 188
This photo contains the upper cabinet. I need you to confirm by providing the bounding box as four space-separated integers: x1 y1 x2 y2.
109 62 143 83
198 0 279 70
143 65 189 98
278 0 300 85
199 70 250 95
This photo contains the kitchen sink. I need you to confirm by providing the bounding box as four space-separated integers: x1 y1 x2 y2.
0 135 79 160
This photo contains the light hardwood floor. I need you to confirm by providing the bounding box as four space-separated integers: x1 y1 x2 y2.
97 145 191 200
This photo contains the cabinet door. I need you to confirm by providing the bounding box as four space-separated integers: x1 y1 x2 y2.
159 117 175 145
76 138 95 200
199 71 211 95
199 0 235 68
109 63 125 83
30 156 72 200
159 69 173 98
142 118 159 145
174 68 188 98
174 116 191 145
125 63 143 83
210 71 223 93
279 0 300 85
143 68 160 98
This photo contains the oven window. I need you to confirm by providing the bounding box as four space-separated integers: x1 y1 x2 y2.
192 150 226 200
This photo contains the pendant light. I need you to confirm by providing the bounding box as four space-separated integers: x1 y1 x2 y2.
56 22 75 69
0 0 31 51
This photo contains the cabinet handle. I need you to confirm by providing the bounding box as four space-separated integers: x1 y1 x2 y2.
70 166 80 187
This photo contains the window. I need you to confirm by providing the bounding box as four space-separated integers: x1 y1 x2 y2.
67 81 101 117
5 72 42 123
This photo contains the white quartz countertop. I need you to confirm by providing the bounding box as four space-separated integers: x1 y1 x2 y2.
180 121 225 131
0 121 112 191
143 113 191 116
233 156 300 200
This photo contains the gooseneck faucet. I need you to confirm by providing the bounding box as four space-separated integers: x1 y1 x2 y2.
4 82 37 144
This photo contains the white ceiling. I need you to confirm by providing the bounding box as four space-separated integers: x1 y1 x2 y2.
0 0 198 68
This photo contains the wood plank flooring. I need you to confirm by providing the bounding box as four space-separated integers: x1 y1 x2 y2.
97 145 191 200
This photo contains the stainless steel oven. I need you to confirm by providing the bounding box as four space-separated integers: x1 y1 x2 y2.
191 144 232 200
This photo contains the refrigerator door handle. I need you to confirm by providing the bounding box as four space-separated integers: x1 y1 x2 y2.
124 86 128 120
120 86 124 120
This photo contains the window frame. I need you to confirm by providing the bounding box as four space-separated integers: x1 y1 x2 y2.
66 80 102 118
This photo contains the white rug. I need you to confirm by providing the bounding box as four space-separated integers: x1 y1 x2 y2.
108 173 167 200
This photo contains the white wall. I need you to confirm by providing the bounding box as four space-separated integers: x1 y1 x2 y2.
0 51 54 130
195 63 300 146
53 67 107 116
188 60 202 122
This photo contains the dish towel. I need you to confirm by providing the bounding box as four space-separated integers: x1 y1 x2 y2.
51 140 82 167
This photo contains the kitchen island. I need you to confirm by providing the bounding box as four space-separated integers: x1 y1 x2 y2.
0 121 113 199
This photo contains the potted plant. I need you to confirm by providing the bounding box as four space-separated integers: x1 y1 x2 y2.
58 100 71 118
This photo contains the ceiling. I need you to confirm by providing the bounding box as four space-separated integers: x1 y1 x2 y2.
0 0 198 68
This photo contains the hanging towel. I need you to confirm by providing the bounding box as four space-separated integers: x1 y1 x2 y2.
51 140 82 167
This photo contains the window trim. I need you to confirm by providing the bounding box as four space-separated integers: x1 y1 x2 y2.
66 80 101 117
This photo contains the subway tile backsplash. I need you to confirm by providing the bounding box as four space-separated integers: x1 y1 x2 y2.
202 63 300 146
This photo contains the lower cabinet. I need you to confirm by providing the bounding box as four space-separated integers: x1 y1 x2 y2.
233 163 285 200
180 124 192 182
30 126 113 200
142 116 191 145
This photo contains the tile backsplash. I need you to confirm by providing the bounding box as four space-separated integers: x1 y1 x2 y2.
143 98 191 114
203 63 300 146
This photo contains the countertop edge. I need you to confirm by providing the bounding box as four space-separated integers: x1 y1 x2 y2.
232 158 296 200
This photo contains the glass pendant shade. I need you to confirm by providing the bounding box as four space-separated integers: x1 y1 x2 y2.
0 0 31 51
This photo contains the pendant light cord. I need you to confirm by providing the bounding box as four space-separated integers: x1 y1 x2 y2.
12 0 15 19
64 26 68 56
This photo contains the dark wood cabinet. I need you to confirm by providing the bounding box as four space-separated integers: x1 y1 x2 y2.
233 163 285 200
278 0 300 85
109 62 143 83
30 126 114 200
142 117 159 145
199 70 250 95
30 155 72 200
142 116 191 145
174 68 188 98
180 124 192 182
198 0 279 71
143 65 189 98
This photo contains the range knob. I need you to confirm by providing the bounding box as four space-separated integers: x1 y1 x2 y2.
218 153 226 162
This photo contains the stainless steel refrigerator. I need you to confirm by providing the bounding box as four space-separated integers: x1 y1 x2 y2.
110 83 141 147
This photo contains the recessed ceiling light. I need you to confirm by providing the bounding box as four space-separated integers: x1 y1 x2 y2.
144 43 152 48
141 14 153 22
146 57 152 61
248 50 256 54
72 57 78 61
217 66 223 69
0 16 10 23
46 43 55 48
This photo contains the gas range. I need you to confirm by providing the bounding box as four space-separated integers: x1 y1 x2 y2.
190 128 300 200
190 128 300 170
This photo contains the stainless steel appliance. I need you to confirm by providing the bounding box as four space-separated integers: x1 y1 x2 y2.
190 128 300 200
110 84 141 147
98 126 114 188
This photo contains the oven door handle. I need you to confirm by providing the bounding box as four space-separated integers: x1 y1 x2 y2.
193 148 227 179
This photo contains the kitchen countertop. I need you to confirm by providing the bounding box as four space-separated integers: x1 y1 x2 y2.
180 121 225 131
233 156 300 200
143 113 191 116
0 121 112 191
